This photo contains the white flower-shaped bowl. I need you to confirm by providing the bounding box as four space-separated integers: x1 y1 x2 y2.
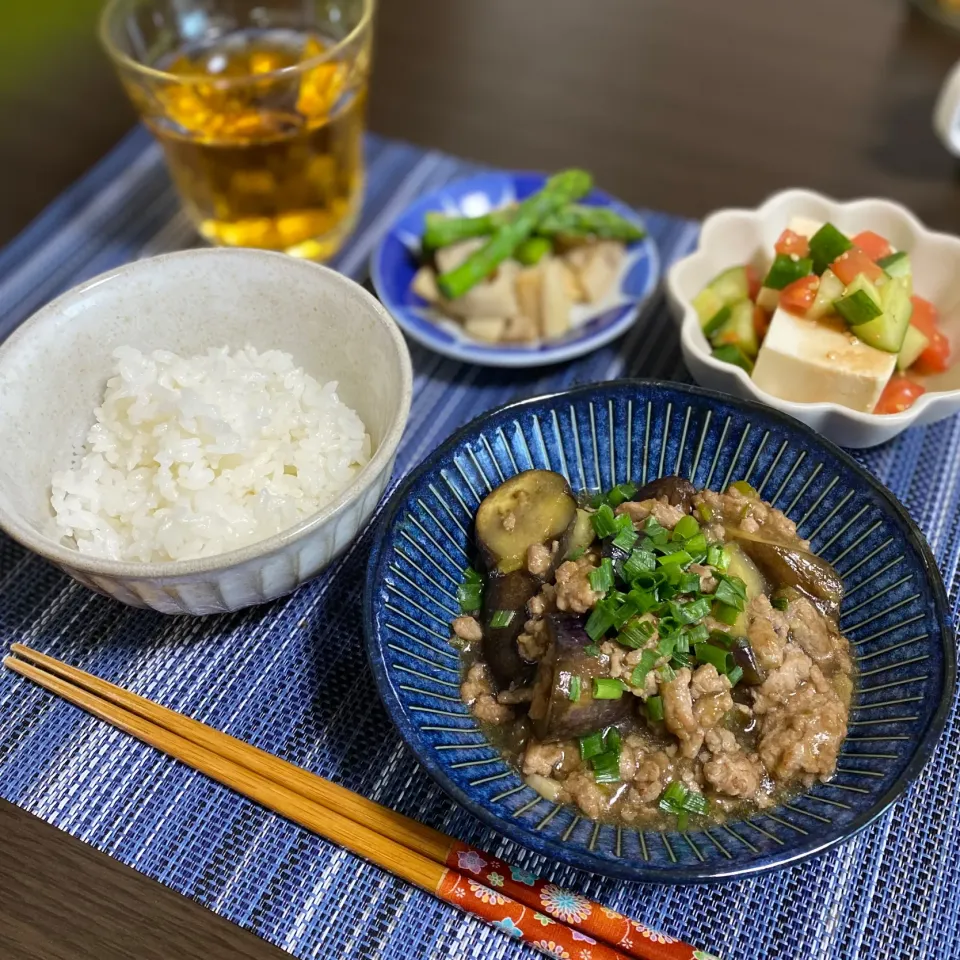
666 189 960 448
0 249 413 615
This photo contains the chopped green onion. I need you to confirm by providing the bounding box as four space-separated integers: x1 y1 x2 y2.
584 643 601 657
657 664 677 683
731 480 758 497
726 665 744 687
683 533 708 558
678 597 712 624
672 515 701 541
585 601 615 640
630 649 659 688
677 571 701 595
697 502 714 523
611 598 638 630
591 751 621 783
619 618 655 649
579 731 605 760
659 780 688 813
462 566 483 583
658 549 692 567
627 587 658 614
677 811 690 832
671 651 693 668
457 581 483 612
694 643 733 673
590 492 606 509
673 630 691 654
646 695 664 721
708 629 734 648
612 524 639 553
623 547 657 581
592 503 618 538
711 601 740 626
656 633 677 658
568 676 582 702
567 546 585 562
643 516 667 540
686 623 709 646
606 482 637 508
681 790 709 815
604 726 622 754
488 609 515 629
714 577 747 610
588 558 615 593
773 595 790 611
705 544 725 569
593 677 626 700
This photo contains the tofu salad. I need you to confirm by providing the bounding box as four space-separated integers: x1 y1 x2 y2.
694 219 953 414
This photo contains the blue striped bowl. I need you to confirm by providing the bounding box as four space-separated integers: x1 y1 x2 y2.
370 172 659 367
363 381 955 882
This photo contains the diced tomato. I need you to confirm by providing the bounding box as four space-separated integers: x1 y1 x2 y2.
779 275 820 315
851 231 893 262
875 376 926 415
831 247 886 286
774 229 810 259
753 304 770 340
909 295 951 373
745 264 761 300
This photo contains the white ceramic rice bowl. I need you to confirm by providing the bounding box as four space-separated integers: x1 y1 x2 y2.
0 249 412 614
666 189 960 448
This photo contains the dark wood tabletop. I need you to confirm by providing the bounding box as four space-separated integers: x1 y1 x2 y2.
2 1 960 957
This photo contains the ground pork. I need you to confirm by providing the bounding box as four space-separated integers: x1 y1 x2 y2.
554 556 602 613
452 615 482 643
688 563 718 593
527 542 553 577
786 595 851 672
517 616 550 661
746 594 790 671
661 668 704 758
559 771 610 820
690 664 734 730
460 662 515 724
522 740 566 777
616 498 685 530
703 751 764 799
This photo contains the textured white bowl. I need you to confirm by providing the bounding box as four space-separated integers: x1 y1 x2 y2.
0 249 413 614
666 189 960 448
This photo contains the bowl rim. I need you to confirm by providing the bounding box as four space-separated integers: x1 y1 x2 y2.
666 187 960 427
0 247 414 579
369 169 660 368
363 378 956 883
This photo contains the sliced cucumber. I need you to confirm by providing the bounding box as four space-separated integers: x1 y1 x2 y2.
850 276 913 353
709 266 750 305
703 305 732 337
692 287 725 325
807 268 845 321
835 274 883 326
763 254 813 290
877 250 910 278
877 250 912 296
896 323 930 371
808 222 853 274
755 286 780 312
711 300 759 358
712 344 754 374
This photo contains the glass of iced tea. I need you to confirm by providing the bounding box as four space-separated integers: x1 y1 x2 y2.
100 0 372 260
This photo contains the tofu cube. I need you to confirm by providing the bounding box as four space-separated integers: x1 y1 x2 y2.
752 308 896 413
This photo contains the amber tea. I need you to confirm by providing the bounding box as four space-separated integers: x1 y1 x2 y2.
123 25 369 260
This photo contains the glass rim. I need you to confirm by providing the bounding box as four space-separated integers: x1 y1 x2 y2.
98 0 373 85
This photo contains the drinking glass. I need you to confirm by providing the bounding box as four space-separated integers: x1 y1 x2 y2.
100 0 373 260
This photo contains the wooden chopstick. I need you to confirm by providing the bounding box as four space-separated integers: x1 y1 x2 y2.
5 645 703 960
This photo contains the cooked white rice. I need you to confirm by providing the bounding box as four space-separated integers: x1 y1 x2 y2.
51 345 371 563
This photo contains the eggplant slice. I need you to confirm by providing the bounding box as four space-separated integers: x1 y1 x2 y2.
482 570 541 688
475 470 577 574
632 476 697 512
725 528 843 621
530 615 632 741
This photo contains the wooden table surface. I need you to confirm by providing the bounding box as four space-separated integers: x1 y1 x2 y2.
2 1 960 957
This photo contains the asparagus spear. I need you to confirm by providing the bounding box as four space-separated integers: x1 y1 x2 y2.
537 205 646 243
422 209 512 250
515 237 552 265
436 169 593 300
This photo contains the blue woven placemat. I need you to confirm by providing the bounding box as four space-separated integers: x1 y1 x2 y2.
1 128 959 960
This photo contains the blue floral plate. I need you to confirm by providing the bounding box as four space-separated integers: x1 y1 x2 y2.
370 172 659 367
363 381 955 882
